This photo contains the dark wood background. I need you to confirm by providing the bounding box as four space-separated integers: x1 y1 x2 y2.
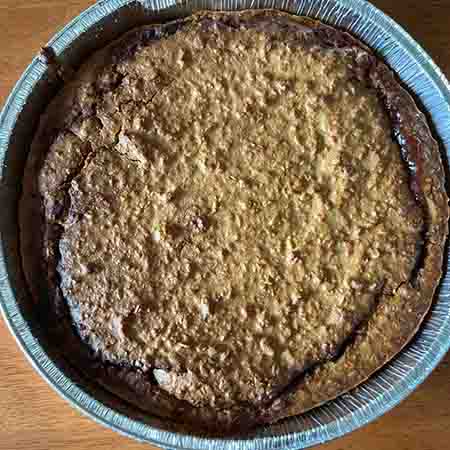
1 1 449 449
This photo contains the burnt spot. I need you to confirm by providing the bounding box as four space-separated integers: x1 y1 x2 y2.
168 187 186 204
86 261 103 274
40 46 58 65
191 216 208 232
96 69 125 93
40 46 75 83
111 19 190 64
166 222 185 240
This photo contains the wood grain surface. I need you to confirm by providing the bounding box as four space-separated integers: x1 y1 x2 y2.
1 1 449 449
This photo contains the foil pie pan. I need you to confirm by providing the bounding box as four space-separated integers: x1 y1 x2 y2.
1 0 449 448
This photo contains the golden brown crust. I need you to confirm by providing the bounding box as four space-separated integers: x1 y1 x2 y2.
20 9 449 432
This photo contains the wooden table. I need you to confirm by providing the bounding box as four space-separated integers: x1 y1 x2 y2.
1 1 449 449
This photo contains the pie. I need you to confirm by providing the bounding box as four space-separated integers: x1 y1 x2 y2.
20 9 449 432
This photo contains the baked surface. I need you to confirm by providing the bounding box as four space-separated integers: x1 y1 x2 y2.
20 10 449 431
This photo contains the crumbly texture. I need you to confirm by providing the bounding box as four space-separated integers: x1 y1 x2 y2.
20 10 449 432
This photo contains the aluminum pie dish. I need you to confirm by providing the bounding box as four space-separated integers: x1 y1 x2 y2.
1 0 449 448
